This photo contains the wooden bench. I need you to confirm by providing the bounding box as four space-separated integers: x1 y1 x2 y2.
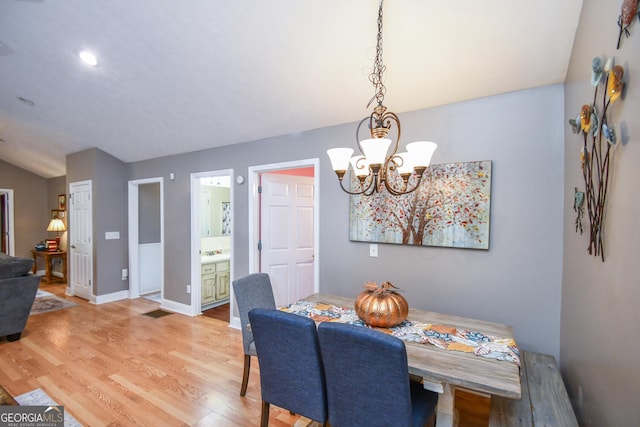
489 351 578 426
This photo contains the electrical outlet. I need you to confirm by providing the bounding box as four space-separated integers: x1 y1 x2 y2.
187 285 191 294
369 244 378 257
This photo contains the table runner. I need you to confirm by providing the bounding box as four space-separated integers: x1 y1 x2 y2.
282 300 520 366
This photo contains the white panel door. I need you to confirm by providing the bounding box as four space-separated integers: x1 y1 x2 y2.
260 174 315 306
69 181 93 300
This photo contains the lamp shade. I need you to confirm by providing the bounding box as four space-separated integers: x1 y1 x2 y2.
360 138 392 166
395 152 414 175
327 148 354 172
406 141 437 168
47 218 66 233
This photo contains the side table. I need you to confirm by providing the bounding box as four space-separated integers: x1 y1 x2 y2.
31 250 67 283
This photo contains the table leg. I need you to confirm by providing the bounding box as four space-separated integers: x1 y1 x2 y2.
435 383 458 427
45 256 53 282
61 253 67 283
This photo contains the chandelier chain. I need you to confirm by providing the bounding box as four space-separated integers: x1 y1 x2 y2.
368 0 386 108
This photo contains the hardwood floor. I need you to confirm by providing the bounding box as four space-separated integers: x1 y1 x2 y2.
202 304 230 322
0 282 303 426
2 282 490 426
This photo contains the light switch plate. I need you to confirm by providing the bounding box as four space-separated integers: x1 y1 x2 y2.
369 243 378 257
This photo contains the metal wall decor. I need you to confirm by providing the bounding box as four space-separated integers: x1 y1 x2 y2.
568 56 626 261
616 0 639 49
573 188 585 235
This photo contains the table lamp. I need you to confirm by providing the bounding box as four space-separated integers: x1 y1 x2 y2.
46 217 66 249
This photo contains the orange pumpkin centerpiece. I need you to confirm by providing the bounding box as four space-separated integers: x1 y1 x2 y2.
354 281 409 328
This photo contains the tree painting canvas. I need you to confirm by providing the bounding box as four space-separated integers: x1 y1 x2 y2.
349 160 492 249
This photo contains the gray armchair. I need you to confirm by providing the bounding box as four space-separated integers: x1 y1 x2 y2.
0 253 41 342
232 273 276 396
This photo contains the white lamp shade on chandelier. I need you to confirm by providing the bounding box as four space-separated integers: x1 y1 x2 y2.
407 141 438 168
326 148 354 173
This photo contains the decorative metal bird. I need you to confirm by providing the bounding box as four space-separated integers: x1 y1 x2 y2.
608 65 625 103
591 57 603 87
617 0 640 49
574 188 585 235
580 147 589 170
602 123 617 145
580 105 598 135
569 114 581 134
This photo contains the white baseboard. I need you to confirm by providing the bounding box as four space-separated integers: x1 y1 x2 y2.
94 290 129 305
160 299 193 316
229 316 241 330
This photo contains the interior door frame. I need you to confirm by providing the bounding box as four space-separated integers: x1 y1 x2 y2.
0 189 15 255
190 169 234 317
127 177 165 300
229 158 319 329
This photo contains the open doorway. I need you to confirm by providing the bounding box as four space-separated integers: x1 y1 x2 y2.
190 169 234 318
127 178 164 303
229 158 319 329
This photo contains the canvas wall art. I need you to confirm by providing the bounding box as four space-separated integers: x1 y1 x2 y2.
349 160 492 249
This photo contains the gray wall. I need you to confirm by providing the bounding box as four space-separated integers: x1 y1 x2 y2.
138 182 161 243
129 84 564 358
94 149 128 295
0 159 48 257
561 0 640 425
67 148 128 296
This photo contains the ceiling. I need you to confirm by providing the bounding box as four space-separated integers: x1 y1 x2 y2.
0 0 583 179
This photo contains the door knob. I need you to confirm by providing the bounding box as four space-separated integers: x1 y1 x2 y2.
70 245 76 249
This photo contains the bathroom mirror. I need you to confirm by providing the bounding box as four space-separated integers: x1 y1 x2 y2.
200 176 231 237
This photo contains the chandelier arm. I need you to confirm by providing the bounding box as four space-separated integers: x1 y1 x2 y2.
338 173 377 195
379 166 405 195
355 116 371 153
363 181 378 196
383 175 421 196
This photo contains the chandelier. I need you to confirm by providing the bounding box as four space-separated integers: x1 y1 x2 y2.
327 0 437 196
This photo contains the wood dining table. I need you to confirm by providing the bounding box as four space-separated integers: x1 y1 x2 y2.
301 293 522 427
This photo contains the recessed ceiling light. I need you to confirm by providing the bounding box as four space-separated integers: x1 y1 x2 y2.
79 50 98 66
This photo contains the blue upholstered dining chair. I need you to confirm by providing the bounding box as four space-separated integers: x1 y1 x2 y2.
248 308 328 427
318 322 438 427
232 273 276 397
